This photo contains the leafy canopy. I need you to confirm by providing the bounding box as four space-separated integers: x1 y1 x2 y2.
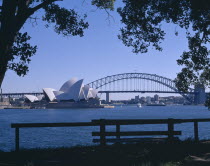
0 0 114 78
117 0 210 93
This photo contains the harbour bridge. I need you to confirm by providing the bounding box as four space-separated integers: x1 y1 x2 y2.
1 73 206 104
86 73 204 104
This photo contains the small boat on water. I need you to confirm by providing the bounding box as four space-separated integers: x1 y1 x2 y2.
137 103 142 108
104 105 115 108
146 102 166 106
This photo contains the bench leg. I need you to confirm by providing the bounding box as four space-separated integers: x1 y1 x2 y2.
100 120 106 146
168 119 174 141
116 124 120 144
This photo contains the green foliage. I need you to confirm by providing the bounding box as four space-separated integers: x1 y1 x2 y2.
176 32 210 92
174 68 197 92
0 0 115 81
92 0 115 11
8 32 37 76
117 0 210 96
43 3 89 37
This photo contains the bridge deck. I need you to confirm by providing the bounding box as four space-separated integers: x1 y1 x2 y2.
1 90 195 98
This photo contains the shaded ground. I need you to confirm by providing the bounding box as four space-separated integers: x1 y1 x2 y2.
1 140 210 166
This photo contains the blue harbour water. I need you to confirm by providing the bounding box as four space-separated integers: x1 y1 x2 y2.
0 105 210 151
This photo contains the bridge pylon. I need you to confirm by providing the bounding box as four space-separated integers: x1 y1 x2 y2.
194 84 206 104
106 92 110 103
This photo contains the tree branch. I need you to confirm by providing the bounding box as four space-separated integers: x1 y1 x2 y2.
31 0 62 14
17 0 29 16
29 16 40 27
14 0 61 34
26 0 32 7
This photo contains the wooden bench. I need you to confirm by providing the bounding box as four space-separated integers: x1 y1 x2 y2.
11 118 210 151
92 119 182 145
92 131 181 143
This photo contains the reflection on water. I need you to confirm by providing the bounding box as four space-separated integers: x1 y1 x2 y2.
0 105 209 151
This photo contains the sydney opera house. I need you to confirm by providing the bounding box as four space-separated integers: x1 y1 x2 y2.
24 78 102 108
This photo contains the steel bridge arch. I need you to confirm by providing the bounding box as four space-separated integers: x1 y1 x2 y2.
86 73 194 101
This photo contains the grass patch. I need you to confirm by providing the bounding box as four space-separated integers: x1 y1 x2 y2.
1 140 210 166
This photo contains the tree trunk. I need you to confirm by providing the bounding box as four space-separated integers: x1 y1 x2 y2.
0 59 6 102
0 67 6 88
0 0 17 88
0 36 16 88
0 51 8 88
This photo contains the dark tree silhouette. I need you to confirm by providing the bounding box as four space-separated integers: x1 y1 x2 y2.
117 0 210 101
0 0 115 87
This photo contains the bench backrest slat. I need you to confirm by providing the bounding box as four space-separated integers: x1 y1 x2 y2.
11 122 98 128
92 131 181 136
92 118 210 125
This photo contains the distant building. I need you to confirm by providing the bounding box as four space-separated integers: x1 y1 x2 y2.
140 97 146 103
0 97 10 106
146 96 151 104
135 95 140 102
130 98 135 103
154 94 159 102
24 78 99 103
0 97 9 103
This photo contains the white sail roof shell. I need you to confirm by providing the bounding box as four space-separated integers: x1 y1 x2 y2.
42 78 98 102
79 89 85 100
87 91 93 98
53 91 64 97
24 95 39 102
88 88 98 98
59 78 78 93
56 93 69 101
56 79 84 101
43 88 56 102
78 84 90 100
83 85 90 100
37 95 44 101
92 89 98 98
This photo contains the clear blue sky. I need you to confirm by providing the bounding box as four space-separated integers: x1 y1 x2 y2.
2 0 189 99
